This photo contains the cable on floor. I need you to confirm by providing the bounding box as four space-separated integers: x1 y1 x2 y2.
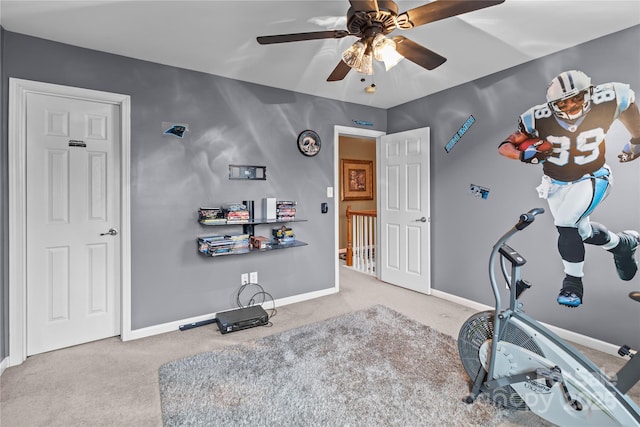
235 282 277 326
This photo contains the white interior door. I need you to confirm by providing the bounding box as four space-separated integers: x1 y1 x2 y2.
26 92 121 355
378 127 430 294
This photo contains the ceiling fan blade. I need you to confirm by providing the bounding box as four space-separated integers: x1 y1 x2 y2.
399 0 505 28
327 60 352 82
257 30 350 44
392 36 447 70
349 1 379 12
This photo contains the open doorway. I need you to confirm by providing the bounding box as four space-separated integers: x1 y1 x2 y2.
334 126 384 281
338 136 377 258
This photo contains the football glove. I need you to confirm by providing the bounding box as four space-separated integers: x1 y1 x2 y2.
520 144 552 164
619 138 640 163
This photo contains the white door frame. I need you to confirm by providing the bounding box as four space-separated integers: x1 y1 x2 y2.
8 78 132 366
333 125 385 289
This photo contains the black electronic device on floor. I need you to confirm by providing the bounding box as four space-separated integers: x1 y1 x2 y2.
216 305 269 334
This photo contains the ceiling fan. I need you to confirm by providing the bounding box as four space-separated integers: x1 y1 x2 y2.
257 0 505 82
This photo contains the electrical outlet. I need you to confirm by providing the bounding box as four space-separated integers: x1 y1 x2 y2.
249 271 258 284
241 273 249 286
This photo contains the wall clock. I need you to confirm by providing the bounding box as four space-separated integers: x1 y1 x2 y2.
297 130 321 157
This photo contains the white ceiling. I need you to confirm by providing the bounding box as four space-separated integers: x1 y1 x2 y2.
1 0 639 108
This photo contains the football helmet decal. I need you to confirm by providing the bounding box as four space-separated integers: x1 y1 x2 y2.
546 70 594 121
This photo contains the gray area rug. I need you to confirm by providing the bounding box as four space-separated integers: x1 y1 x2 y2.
158 305 511 426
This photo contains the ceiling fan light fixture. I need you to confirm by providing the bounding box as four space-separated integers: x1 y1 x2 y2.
355 51 374 75
373 34 403 71
257 0 507 82
381 49 403 71
342 41 367 69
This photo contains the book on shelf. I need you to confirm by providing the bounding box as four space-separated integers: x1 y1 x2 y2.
223 202 250 223
226 210 250 218
200 218 227 225
198 233 250 256
276 200 296 220
198 207 225 223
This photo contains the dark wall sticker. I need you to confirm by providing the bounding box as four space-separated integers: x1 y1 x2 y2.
163 122 189 138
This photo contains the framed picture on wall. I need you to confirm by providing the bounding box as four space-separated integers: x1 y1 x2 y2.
341 159 373 201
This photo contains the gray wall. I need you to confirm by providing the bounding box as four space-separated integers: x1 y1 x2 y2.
2 25 639 362
0 30 386 350
388 25 640 348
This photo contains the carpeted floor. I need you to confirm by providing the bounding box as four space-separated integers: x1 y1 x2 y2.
159 305 512 426
2 265 636 426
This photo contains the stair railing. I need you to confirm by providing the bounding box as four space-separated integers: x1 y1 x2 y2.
346 205 377 275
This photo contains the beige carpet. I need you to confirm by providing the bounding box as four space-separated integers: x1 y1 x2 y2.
1 265 638 426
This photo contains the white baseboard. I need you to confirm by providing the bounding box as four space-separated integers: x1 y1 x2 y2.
430 289 620 356
126 283 619 356
0 356 8 376
271 286 338 307
125 286 339 341
430 289 492 313
0 284 621 376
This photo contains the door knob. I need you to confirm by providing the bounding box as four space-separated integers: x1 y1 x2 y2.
100 228 119 236
415 217 427 223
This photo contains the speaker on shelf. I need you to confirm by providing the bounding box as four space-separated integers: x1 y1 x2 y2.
243 200 254 220
263 198 276 220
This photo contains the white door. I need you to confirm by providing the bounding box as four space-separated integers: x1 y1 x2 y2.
378 127 430 294
26 92 121 355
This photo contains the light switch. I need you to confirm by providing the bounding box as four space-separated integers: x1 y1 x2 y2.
327 186 333 198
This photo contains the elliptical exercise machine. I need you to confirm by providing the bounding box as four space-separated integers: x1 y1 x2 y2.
458 208 640 425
